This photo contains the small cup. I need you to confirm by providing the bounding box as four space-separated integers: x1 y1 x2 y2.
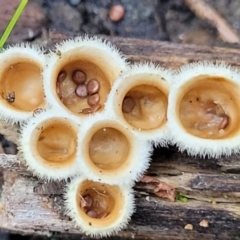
65 177 135 237
77 113 153 185
0 44 46 123
19 109 81 180
43 36 127 117
168 62 240 157
105 63 172 145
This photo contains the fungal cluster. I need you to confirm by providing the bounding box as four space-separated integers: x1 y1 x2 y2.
1 36 240 237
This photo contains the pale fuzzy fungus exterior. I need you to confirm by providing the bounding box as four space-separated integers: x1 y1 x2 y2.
65 177 135 237
18 109 82 180
0 44 46 124
43 36 128 117
105 62 172 146
77 112 153 186
168 62 240 157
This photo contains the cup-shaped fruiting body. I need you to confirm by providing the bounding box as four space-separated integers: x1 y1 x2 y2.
43 36 127 117
0 44 46 123
18 109 81 180
65 177 134 237
168 62 240 157
105 63 171 144
78 113 153 185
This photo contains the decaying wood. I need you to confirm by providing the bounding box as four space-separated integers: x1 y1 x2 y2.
1 33 240 239
48 29 240 70
1 169 240 240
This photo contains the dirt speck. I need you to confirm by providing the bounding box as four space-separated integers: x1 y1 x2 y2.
199 219 209 227
184 223 193 230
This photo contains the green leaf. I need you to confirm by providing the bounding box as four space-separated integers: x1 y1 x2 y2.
176 192 188 203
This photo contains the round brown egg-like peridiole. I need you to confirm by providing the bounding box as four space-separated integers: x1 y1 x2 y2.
105 64 172 143
65 177 134 237
0 45 46 123
19 110 81 180
43 36 127 117
168 62 240 157
78 114 152 185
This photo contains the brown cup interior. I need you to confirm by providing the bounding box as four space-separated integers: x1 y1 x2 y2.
52 48 123 116
1 60 45 111
83 122 132 176
76 180 125 228
36 118 78 168
122 84 168 130
177 75 240 139
56 60 110 115
117 74 169 131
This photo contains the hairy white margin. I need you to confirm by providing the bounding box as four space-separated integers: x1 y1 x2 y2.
105 62 173 146
18 109 82 180
43 35 128 114
77 112 153 186
168 61 240 158
0 44 46 124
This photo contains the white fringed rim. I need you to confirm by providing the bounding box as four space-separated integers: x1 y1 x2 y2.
43 35 128 117
105 62 172 146
77 112 153 185
168 61 240 158
65 176 135 237
0 44 46 124
18 109 82 180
